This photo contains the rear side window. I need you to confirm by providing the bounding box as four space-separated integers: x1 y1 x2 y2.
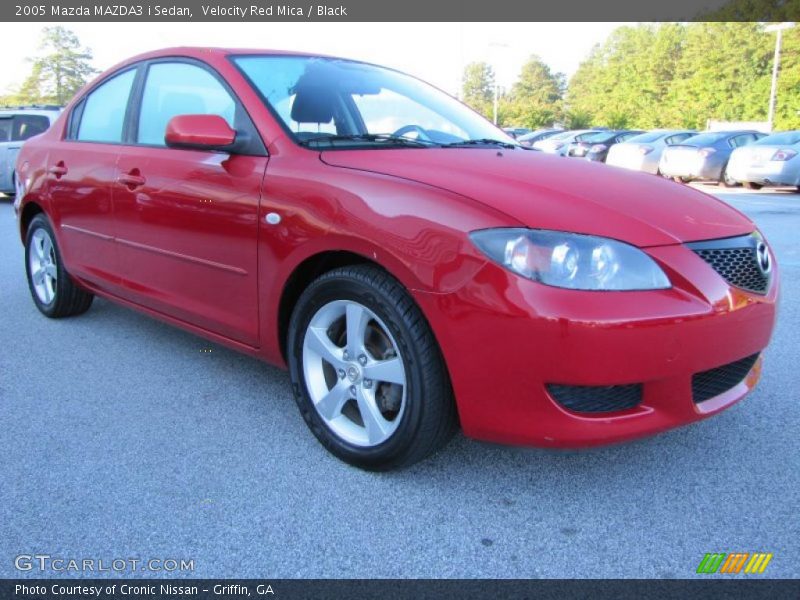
137 62 235 146
12 114 50 141
729 133 756 148
77 69 136 143
0 118 11 142
665 133 692 145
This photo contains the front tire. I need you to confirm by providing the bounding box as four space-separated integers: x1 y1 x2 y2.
25 214 94 318
287 265 457 470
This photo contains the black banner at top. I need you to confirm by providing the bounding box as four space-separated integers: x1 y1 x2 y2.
2 0 799 22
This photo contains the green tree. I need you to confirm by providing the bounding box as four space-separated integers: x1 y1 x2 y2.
461 61 495 120
567 24 686 129
500 55 564 128
665 22 772 129
12 26 96 106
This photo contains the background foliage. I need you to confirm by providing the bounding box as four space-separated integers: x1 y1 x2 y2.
464 22 800 131
1 26 95 106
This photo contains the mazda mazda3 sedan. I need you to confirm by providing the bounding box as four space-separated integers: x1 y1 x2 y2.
14 48 778 470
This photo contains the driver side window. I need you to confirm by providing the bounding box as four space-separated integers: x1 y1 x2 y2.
137 62 236 146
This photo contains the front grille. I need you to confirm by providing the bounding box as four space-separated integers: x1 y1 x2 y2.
692 353 759 404
688 235 771 294
547 383 642 413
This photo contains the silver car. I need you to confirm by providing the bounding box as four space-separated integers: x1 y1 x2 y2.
0 106 61 195
658 130 766 186
725 130 800 190
606 129 696 175
533 129 602 156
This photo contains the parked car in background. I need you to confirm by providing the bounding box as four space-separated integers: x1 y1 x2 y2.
659 130 766 187
725 130 800 190
0 106 61 195
570 130 644 161
606 129 696 175
534 129 602 156
516 128 563 148
502 127 531 139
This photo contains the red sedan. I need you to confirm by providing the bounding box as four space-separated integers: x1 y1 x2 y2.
14 48 778 469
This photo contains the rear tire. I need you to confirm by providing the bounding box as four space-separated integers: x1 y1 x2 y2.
718 166 739 188
743 182 763 190
25 214 94 318
287 265 457 470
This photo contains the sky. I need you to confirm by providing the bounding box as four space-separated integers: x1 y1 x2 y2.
0 22 624 96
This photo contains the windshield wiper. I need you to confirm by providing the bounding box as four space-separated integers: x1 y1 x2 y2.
444 138 518 149
298 133 439 148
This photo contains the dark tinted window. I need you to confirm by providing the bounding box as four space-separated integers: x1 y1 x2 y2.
0 118 11 142
665 133 693 145
77 69 136 143
12 114 50 141
729 133 756 148
137 62 235 146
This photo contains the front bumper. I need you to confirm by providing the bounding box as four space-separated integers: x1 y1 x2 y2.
413 244 778 447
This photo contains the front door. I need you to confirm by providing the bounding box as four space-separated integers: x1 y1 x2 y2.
113 60 267 346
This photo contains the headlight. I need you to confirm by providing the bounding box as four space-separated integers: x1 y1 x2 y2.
470 228 671 291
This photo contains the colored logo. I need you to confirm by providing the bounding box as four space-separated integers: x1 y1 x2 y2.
696 552 773 574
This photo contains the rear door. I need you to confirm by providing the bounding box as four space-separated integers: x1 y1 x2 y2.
113 59 268 345
50 67 138 289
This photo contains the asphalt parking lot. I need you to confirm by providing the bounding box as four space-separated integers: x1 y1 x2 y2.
1 186 798 579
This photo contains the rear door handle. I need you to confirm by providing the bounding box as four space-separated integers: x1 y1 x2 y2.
117 169 146 190
48 162 68 178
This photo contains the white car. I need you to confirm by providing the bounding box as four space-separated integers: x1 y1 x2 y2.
725 130 800 190
606 129 696 175
0 106 61 194
533 129 602 156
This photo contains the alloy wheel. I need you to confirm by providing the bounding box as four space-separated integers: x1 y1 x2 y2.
302 299 407 447
29 228 58 305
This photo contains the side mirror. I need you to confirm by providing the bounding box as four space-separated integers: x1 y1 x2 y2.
165 114 237 151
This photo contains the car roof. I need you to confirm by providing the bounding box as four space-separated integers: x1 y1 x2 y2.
0 107 61 117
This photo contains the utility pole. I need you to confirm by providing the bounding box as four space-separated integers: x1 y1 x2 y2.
764 22 795 132
488 42 510 125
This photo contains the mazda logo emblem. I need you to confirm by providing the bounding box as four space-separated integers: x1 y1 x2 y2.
756 242 772 275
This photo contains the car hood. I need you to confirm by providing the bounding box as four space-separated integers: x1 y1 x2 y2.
320 149 753 247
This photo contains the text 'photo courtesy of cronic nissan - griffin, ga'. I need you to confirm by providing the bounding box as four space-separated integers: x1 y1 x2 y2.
13 47 778 470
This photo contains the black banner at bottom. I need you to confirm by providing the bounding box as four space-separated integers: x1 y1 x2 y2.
2 579 799 600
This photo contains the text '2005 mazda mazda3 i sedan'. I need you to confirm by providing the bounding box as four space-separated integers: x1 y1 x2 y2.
14 48 779 470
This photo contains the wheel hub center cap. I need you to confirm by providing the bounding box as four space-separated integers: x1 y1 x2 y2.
346 364 362 383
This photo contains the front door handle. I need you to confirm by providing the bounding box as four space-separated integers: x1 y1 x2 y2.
48 162 68 178
117 169 146 190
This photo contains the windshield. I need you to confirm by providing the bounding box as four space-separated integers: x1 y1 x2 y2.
547 130 577 141
574 131 601 142
233 55 515 148
583 131 615 143
626 131 668 143
755 131 800 146
681 132 727 146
